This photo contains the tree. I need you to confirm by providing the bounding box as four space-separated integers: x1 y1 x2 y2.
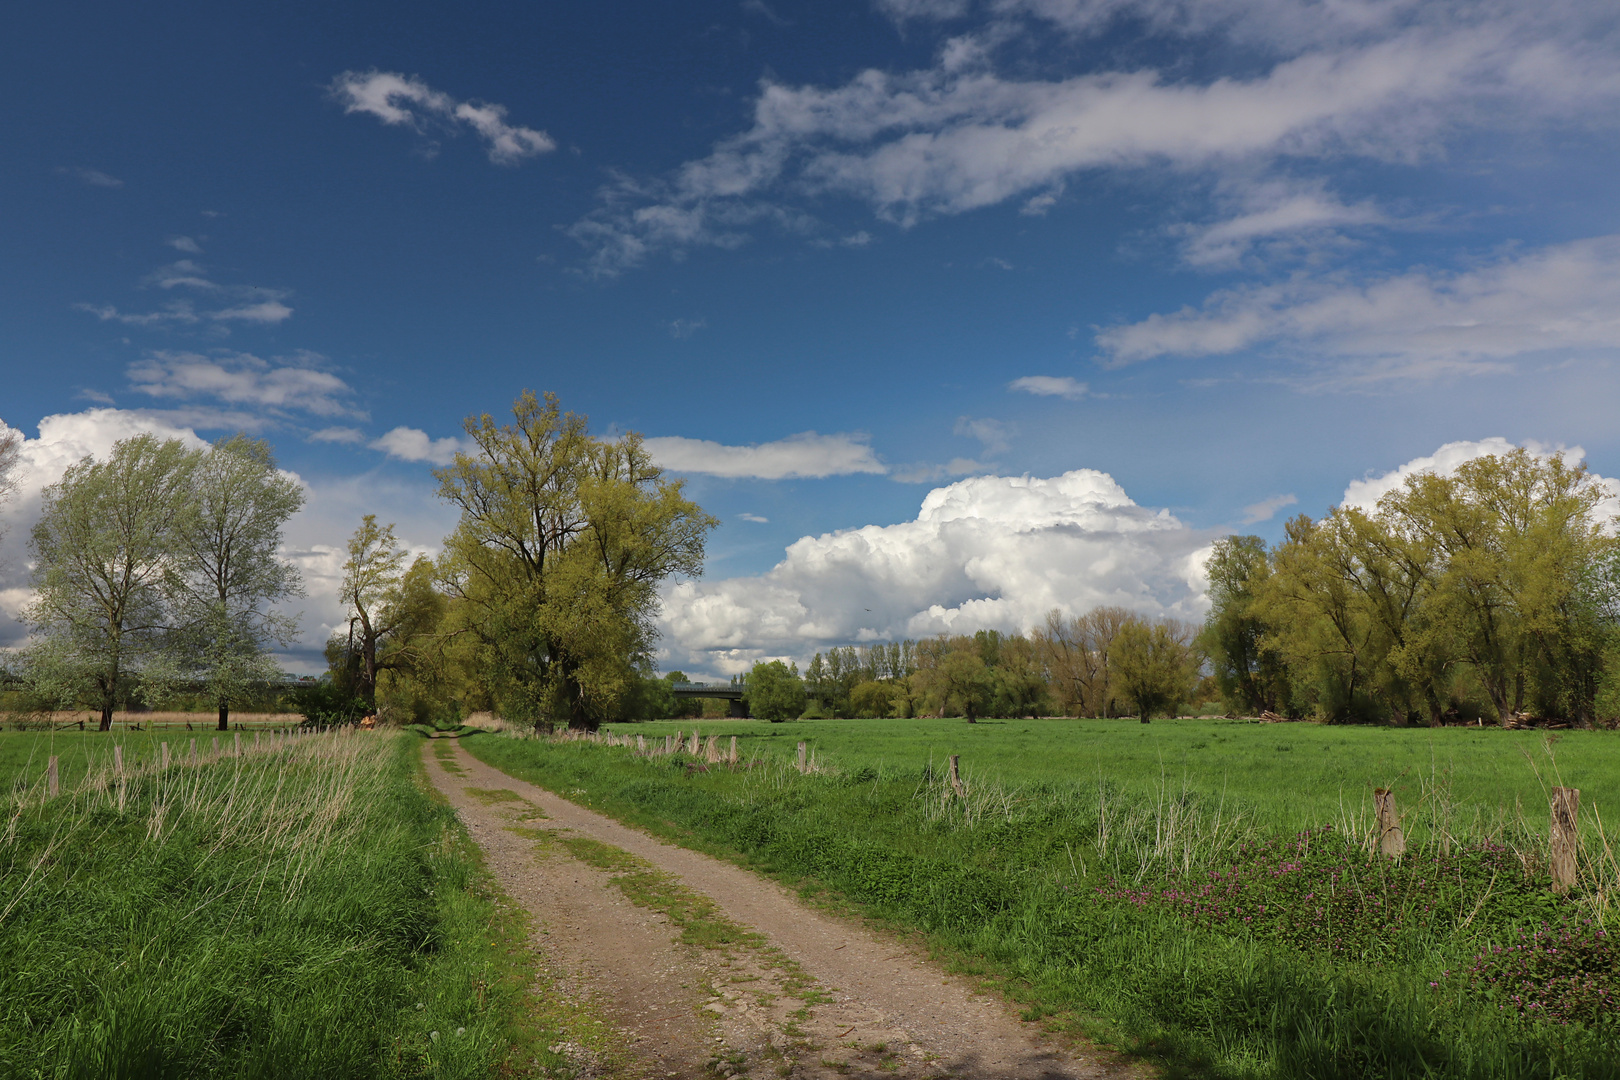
334 516 410 710
435 391 716 729
1199 536 1291 716
747 660 806 722
1382 449 1612 726
915 638 995 721
0 424 19 521
166 436 304 730
848 679 894 718
1109 617 1200 723
24 434 195 729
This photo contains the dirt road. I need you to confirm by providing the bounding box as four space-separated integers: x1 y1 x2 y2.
424 740 1123 1079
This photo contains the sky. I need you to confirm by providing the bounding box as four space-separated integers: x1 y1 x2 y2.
2 0 1619 678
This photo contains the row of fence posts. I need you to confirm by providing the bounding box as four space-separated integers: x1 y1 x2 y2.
1364 784 1584 892
545 732 1591 894
34 724 358 803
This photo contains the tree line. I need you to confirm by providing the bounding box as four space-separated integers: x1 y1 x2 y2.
8 419 1616 730
5 392 716 733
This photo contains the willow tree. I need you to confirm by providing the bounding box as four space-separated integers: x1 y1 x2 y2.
435 391 716 729
25 434 195 729
167 435 305 730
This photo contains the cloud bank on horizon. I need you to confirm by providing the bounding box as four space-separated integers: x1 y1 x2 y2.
1 408 1616 679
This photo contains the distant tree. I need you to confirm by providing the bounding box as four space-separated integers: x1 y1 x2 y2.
848 679 894 718
915 638 994 721
165 436 305 730
24 434 195 730
333 515 411 711
989 635 1052 718
1199 535 1291 716
746 660 806 722
1109 618 1201 723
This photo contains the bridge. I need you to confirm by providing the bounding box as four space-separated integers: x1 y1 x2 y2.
669 682 750 718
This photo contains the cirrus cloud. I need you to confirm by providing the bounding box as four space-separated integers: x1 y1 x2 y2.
644 431 887 479
330 71 556 165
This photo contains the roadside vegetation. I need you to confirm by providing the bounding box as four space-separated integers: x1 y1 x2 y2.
466 721 1620 1079
0 728 578 1078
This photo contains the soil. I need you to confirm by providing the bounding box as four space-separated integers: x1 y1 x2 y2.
424 740 1134 1080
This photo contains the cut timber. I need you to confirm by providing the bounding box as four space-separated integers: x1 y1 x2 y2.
1374 788 1405 857
1551 787 1580 892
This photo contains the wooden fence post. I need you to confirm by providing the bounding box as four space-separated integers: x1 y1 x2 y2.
1374 788 1405 858
233 732 241 757
47 756 59 798
113 745 124 777
162 743 171 768
796 741 807 774
212 736 219 759
729 735 738 765
949 754 964 797
637 734 646 754
1551 787 1580 892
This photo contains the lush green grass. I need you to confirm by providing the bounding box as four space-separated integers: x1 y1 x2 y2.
0 727 305 794
468 726 1620 1080
0 730 562 1078
603 717 1620 842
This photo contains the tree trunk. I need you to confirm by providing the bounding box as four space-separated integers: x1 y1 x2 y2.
99 705 113 732
217 699 230 731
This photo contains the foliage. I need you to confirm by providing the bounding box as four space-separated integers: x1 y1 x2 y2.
288 681 370 728
1250 450 1620 725
1200 535 1291 715
434 391 716 729
1456 920 1619 1027
746 660 806 722
1108 617 1201 721
158 435 305 730
22 434 197 729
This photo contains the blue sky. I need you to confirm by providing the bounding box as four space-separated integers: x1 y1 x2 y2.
3 0 1619 675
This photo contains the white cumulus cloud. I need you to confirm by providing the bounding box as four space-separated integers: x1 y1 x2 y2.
644 432 887 480
370 427 469 466
659 469 1213 675
331 71 556 165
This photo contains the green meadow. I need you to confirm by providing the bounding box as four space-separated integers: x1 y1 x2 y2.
601 716 1620 842
0 728 592 1079
473 718 1620 1079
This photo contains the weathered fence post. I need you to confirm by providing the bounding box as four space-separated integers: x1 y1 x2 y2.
690 730 702 755
162 743 171 769
233 732 241 757
47 756 59 797
212 736 219 759
1551 787 1580 892
664 734 673 754
637 734 646 754
1374 788 1405 858
729 735 738 765
796 741 807 774
113 745 124 777
949 754 964 797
